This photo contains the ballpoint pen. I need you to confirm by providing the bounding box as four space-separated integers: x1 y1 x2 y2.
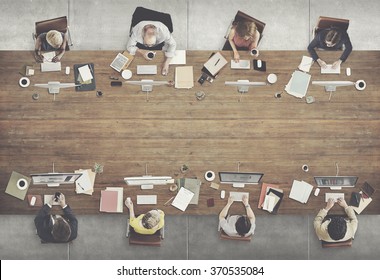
78 183 84 190
164 196 175 206
214 59 220 66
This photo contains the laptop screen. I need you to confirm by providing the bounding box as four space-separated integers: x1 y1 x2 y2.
314 176 358 187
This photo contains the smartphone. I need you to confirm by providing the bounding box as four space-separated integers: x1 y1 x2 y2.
111 81 122 87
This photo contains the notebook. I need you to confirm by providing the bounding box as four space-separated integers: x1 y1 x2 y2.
175 66 194 89
171 187 194 211
289 180 313 203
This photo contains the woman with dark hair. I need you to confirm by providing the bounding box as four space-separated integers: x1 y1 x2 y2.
314 198 358 242
219 195 255 237
307 27 352 69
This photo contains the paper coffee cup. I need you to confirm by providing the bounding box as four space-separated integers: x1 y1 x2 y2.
17 178 28 190
355 80 366 91
19 77 30 88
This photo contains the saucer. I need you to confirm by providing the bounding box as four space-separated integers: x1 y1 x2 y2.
121 69 132 80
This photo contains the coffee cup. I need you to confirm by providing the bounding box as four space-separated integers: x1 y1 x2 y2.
19 77 30 88
355 80 366 91
250 48 259 57
17 178 28 190
205 171 215 182
274 92 282 98
302 164 309 172
267 73 277 84
169 184 178 192
147 51 155 60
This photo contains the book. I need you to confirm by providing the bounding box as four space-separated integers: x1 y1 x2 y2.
100 187 123 213
171 187 194 211
78 64 93 82
258 183 283 214
289 180 313 203
175 66 194 89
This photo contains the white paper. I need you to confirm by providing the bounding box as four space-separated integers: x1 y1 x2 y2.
78 65 93 82
169 50 186 65
289 180 313 203
298 56 313 72
171 187 194 211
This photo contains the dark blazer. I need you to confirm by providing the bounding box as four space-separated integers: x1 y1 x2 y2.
34 204 78 243
307 28 352 62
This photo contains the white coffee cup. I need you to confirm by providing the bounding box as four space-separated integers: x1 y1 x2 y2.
267 73 277 84
19 77 30 88
205 171 215 182
17 178 28 190
250 48 259 57
355 80 366 91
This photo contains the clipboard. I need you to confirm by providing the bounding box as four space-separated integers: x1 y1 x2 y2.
74 63 96 91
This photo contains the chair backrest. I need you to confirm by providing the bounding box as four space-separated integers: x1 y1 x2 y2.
128 226 162 246
316 16 349 32
222 10 266 51
35 16 68 36
219 229 252 242
233 10 266 36
129 6 173 35
34 16 72 50
322 238 352 248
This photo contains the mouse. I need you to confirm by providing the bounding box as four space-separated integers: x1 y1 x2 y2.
65 66 70 75
314 188 320 196
346 67 351 76
30 196 36 206
220 190 225 199
257 59 262 68
126 197 131 203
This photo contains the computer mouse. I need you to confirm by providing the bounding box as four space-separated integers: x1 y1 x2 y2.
346 67 351 76
220 190 225 199
257 59 262 68
65 66 70 75
30 196 36 206
314 188 320 196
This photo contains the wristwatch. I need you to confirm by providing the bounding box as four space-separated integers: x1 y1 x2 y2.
245 204 250 208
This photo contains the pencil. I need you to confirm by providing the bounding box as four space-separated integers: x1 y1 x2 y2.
164 196 175 206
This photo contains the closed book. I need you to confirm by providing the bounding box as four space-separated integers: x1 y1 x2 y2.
100 190 118 213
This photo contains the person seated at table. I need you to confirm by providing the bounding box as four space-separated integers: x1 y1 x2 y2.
127 21 177 76
314 198 358 242
227 20 260 62
34 193 78 243
307 27 352 69
219 195 255 237
34 30 68 63
125 198 165 235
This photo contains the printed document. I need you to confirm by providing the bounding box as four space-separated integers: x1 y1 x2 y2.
171 187 194 211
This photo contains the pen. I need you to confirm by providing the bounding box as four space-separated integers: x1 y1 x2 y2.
78 183 84 190
214 59 220 66
164 196 175 206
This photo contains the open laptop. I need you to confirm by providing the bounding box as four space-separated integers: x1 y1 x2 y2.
314 176 358 190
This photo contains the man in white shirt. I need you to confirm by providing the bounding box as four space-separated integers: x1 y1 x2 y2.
219 195 256 237
127 20 177 76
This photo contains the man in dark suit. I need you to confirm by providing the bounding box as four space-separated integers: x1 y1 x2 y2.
34 193 78 243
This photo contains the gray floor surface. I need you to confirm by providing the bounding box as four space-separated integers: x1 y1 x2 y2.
1 0 380 260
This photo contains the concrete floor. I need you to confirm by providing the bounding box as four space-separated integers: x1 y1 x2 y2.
1 0 380 260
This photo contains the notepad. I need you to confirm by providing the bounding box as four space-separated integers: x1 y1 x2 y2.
285 70 311 98
298 56 313 73
169 50 186 65
78 64 93 82
289 180 313 203
175 66 194 89
171 187 194 211
204 52 228 76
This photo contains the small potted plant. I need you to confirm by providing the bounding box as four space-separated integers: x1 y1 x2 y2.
180 164 189 174
93 162 104 174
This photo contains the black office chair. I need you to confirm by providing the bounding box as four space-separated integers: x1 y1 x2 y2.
129 6 173 36
33 16 73 51
126 218 164 246
218 223 252 242
222 10 266 51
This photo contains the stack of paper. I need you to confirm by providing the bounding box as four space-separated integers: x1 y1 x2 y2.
171 187 194 212
285 70 311 98
100 187 123 213
169 50 186 65
75 169 96 195
175 66 194 89
258 183 284 214
298 56 313 73
176 178 201 205
77 64 94 84
289 180 313 203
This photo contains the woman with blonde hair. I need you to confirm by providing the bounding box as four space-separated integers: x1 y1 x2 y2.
125 198 164 235
228 21 260 62
34 29 68 62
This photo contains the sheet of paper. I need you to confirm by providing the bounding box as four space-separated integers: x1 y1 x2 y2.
298 56 313 72
231 59 250 69
171 187 194 211
78 64 93 82
169 50 186 65
175 66 194 89
42 51 56 62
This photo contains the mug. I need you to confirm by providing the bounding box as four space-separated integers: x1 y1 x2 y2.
147 51 156 59
250 48 259 57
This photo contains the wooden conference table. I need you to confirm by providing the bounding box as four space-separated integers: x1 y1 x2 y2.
0 50 379 215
